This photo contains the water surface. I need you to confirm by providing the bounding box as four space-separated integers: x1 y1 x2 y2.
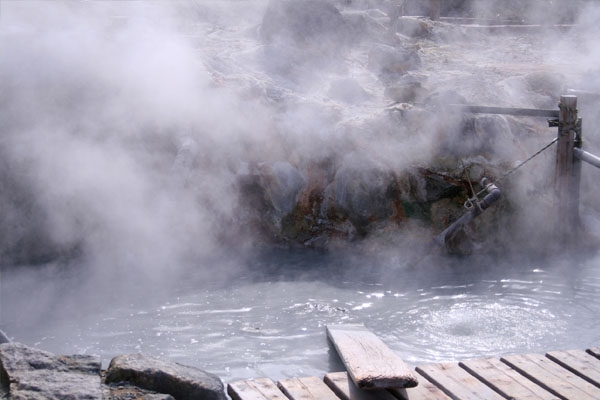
2 249 599 383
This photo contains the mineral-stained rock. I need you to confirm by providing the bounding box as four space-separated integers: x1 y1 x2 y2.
0 342 102 400
105 353 226 400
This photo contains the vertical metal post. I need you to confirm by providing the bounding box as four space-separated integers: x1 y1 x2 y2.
554 95 580 241
429 0 441 21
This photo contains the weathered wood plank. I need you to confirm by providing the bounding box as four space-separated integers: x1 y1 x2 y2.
324 372 398 400
277 376 341 400
389 378 452 400
502 353 600 400
546 350 600 388
416 362 505 400
460 358 559 400
587 348 600 359
326 324 418 390
228 378 288 400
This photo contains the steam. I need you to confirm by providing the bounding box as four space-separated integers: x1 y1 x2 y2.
0 1 277 287
1 0 600 293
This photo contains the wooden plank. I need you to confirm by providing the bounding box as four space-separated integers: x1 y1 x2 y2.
587 348 600 359
389 378 452 400
416 362 505 400
460 358 559 400
326 324 418 390
324 372 398 400
228 378 288 400
277 376 341 400
502 353 600 400
546 350 600 388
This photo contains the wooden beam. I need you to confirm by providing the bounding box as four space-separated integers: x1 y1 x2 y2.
326 324 418 390
277 376 340 400
416 362 505 400
554 95 579 241
228 378 288 400
429 0 440 21
323 372 398 400
588 348 600 359
502 353 600 400
460 358 557 399
389 378 452 400
546 350 600 388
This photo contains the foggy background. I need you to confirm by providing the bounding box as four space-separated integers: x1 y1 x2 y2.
1 0 600 331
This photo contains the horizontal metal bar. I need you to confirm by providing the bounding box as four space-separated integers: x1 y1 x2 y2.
574 148 600 169
449 104 559 118
0 328 10 344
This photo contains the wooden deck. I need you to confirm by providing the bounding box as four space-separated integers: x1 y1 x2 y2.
228 325 600 400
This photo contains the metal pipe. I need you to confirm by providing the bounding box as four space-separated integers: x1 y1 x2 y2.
434 178 501 246
0 329 10 344
448 104 559 118
573 148 600 169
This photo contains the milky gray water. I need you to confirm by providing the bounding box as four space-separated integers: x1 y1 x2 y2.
2 248 599 383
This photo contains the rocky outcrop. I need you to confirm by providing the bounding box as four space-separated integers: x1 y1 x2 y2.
0 342 102 399
0 343 226 400
105 353 226 400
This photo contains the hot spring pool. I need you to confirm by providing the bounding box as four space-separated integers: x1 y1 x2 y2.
1 249 599 383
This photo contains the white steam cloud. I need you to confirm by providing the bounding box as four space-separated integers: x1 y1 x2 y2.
0 1 280 287
1 0 600 292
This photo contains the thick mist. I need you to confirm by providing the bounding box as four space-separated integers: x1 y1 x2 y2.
0 1 276 289
1 0 600 327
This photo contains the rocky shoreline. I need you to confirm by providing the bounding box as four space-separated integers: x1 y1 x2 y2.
0 342 227 400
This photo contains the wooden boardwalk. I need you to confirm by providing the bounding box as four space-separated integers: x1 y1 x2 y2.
228 325 600 400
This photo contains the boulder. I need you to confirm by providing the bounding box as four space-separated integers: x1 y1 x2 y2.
0 342 102 400
105 353 226 400
260 0 351 48
367 44 421 85
264 161 307 217
333 154 397 234
104 383 175 400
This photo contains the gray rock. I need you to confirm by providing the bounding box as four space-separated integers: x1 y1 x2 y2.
260 0 351 47
0 342 102 400
259 0 351 72
104 383 175 400
367 44 421 84
334 154 396 233
105 353 226 400
395 17 433 38
328 78 372 104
